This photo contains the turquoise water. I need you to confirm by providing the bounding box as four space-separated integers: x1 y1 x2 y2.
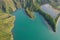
12 9 60 40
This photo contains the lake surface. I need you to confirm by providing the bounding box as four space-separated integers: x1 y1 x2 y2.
12 9 60 40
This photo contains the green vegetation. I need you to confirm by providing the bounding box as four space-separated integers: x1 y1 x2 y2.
0 13 15 40
0 1 60 40
25 8 35 19
0 0 16 14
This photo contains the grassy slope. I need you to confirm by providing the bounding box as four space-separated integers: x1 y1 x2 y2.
0 0 16 40
0 0 16 14
0 13 15 40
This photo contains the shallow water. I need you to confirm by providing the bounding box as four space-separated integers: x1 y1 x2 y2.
12 9 60 40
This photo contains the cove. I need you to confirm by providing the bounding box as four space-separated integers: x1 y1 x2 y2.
12 9 60 40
